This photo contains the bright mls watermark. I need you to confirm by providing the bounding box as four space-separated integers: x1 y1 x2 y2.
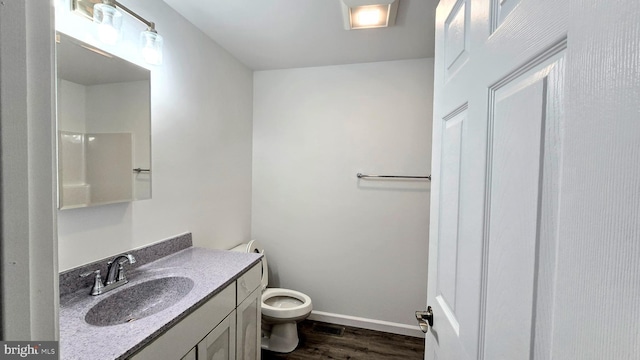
0 342 58 359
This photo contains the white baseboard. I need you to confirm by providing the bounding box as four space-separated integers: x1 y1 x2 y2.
308 311 425 338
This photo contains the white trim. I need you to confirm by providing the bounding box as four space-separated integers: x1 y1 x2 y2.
308 311 425 338
1 0 58 339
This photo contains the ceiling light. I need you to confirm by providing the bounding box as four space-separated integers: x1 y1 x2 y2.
341 0 399 30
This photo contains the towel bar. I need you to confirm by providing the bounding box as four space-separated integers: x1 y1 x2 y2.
357 173 431 181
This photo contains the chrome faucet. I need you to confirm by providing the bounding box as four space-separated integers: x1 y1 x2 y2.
80 253 136 296
105 253 136 285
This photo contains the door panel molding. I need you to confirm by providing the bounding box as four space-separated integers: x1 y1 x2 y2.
487 38 567 92
437 103 467 314
478 43 567 360
444 0 470 82
436 295 460 336
490 0 522 33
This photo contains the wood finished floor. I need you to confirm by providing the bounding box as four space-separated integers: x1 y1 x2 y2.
261 321 425 360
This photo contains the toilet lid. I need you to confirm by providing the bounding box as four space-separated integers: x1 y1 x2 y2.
247 240 268 290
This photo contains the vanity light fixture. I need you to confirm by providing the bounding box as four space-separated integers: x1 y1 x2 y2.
92 0 122 44
75 0 163 65
341 0 399 30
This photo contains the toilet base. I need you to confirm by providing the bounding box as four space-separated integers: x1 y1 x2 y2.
261 321 299 353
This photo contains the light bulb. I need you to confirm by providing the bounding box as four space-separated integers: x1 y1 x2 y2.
93 2 122 45
357 9 382 26
349 4 390 29
140 29 163 65
97 23 119 45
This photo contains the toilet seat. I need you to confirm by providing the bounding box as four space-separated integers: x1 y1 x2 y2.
262 288 312 320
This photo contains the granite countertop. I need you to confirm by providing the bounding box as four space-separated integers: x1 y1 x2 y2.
59 247 262 360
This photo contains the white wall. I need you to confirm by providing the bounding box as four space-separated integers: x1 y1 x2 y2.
252 59 433 331
1 0 58 339
56 0 253 271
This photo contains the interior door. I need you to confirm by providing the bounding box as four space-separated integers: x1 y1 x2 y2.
426 0 640 359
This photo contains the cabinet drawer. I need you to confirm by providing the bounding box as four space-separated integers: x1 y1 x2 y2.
237 263 261 305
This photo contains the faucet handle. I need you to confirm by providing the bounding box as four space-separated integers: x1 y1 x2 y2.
115 255 136 282
80 269 101 278
80 269 104 296
116 263 128 282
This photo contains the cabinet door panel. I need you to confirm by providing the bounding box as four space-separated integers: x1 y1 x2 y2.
198 310 237 360
237 288 261 360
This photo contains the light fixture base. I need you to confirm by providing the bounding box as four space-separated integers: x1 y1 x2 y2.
71 0 103 20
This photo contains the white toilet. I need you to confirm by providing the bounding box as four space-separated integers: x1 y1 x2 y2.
232 240 313 353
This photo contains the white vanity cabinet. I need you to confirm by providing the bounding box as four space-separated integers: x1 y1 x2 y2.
130 263 262 360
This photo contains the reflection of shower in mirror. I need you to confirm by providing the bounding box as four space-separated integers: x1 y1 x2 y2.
59 131 133 208
56 32 151 209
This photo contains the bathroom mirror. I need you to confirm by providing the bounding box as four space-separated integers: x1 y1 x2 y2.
56 32 151 209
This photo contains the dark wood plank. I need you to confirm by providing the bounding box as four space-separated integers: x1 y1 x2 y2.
262 320 425 360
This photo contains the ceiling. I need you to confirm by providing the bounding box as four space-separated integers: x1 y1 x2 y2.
161 0 437 71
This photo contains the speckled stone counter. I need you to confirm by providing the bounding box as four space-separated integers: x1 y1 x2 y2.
59 247 261 360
